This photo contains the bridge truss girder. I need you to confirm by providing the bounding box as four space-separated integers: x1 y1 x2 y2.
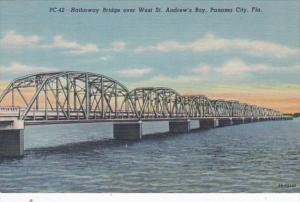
0 71 137 121
184 95 215 117
211 100 231 117
0 71 283 121
129 87 186 118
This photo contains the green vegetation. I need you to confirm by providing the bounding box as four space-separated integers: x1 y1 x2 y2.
293 113 300 117
283 113 300 117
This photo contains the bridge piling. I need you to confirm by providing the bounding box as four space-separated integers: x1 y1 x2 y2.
113 121 142 140
0 119 24 157
232 117 244 125
199 118 218 129
260 117 266 121
218 118 233 127
169 119 191 133
244 117 252 123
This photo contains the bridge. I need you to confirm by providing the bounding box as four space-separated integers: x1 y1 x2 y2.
0 71 293 157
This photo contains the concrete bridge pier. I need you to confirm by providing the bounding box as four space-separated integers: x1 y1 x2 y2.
232 117 244 125
244 117 252 123
113 121 142 140
199 118 218 129
218 118 233 127
0 119 24 157
260 117 266 121
169 119 191 133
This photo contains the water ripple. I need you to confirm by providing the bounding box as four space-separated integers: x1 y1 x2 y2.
0 119 299 192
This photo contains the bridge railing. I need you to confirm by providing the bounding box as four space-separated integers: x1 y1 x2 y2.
20 108 188 120
0 107 20 118
18 108 139 120
1 106 284 121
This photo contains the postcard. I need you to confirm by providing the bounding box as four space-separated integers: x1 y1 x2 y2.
0 0 299 200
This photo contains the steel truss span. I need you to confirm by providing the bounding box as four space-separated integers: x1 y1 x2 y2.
0 71 282 122
0 72 138 121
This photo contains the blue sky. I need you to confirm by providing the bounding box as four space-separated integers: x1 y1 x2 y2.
0 0 299 112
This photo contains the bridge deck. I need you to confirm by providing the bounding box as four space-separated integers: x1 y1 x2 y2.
22 116 288 125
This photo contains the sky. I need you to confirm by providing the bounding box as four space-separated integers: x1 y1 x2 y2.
0 0 299 113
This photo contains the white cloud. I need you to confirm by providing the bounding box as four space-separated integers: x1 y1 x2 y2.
0 31 41 46
84 55 113 64
98 55 113 61
45 36 126 54
0 31 126 55
101 41 126 52
135 33 299 58
151 75 204 83
0 62 57 74
191 64 212 73
117 67 152 77
110 41 126 52
216 58 300 75
45 35 99 55
136 41 185 53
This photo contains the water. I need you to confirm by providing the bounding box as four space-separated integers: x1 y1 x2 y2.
0 119 299 192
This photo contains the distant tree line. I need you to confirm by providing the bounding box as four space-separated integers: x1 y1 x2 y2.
283 113 300 117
